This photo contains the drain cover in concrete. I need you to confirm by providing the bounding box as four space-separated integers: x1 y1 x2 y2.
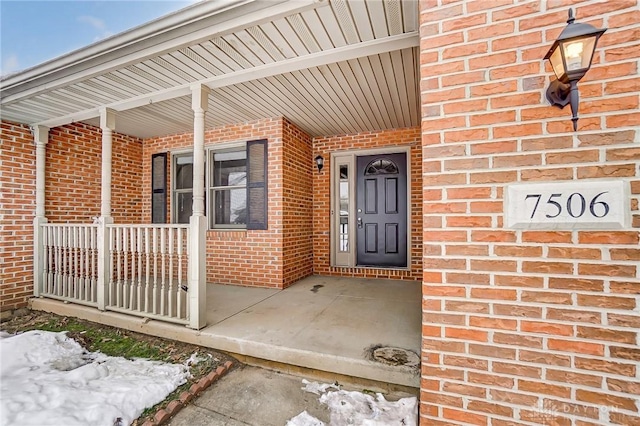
372 347 420 368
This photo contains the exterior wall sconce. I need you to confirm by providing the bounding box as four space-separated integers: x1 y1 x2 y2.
544 8 606 131
315 155 324 172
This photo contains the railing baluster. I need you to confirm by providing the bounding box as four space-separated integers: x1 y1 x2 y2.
54 226 61 296
137 227 143 311
78 227 82 299
123 228 129 309
177 227 183 319
116 228 122 307
91 226 97 302
152 227 158 314
160 227 166 316
145 228 150 313
73 226 79 300
83 226 89 302
65 226 70 298
108 226 114 306
129 228 136 310
42 226 48 294
168 229 174 318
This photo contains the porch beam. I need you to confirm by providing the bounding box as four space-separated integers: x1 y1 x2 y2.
33 125 49 298
36 31 419 129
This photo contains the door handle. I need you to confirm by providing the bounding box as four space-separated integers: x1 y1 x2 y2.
357 217 363 228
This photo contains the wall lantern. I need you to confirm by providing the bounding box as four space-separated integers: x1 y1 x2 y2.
544 8 606 131
315 155 324 172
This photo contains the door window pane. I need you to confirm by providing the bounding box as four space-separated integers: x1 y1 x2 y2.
339 165 349 252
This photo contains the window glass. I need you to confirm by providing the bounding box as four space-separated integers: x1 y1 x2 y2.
213 151 246 187
209 148 247 228
173 154 193 224
214 189 246 225
175 155 193 190
364 158 398 175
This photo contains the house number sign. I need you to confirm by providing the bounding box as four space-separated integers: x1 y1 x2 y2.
505 180 629 230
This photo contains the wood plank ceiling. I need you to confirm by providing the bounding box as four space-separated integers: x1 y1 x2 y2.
0 0 419 139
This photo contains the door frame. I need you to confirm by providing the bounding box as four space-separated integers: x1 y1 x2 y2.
329 146 412 269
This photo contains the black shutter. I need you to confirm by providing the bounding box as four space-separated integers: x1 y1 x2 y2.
246 139 268 230
151 153 167 223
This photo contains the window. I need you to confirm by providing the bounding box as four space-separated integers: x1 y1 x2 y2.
173 153 193 224
209 148 247 228
164 139 268 230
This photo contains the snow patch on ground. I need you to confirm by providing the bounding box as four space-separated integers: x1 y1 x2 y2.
288 380 418 426
301 378 341 395
0 330 190 426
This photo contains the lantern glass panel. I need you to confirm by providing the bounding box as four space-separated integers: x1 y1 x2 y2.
549 46 565 79
561 35 597 73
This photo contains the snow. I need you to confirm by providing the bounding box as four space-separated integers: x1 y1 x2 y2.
301 379 340 395
288 380 418 426
0 330 190 426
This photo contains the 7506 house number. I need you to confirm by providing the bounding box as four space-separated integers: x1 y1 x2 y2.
505 181 629 230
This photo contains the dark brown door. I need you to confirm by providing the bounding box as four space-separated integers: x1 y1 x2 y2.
356 153 407 267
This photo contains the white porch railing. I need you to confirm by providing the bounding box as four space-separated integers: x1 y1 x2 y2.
106 224 190 325
37 221 205 328
41 224 99 307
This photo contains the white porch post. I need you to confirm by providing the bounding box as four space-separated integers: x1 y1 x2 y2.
188 84 209 329
33 125 49 297
97 108 116 310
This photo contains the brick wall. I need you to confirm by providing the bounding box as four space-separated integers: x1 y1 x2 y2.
313 127 423 280
1 122 36 311
47 123 142 223
282 118 314 286
0 121 142 311
420 0 639 425
143 117 304 288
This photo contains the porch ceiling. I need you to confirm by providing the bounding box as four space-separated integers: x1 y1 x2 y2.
0 0 419 139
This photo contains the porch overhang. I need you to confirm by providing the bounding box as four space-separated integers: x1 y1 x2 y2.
0 0 420 139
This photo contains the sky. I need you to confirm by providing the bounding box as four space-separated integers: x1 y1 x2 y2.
0 0 195 77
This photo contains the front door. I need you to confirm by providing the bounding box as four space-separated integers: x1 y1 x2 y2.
356 153 407 267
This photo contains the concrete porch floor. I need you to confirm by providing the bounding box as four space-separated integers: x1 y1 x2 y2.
32 275 421 389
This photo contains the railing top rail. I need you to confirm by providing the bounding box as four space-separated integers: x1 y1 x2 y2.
41 223 98 228
106 224 190 229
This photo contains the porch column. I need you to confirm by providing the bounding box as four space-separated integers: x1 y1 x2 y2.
100 108 116 219
33 125 49 297
188 84 210 329
97 108 116 310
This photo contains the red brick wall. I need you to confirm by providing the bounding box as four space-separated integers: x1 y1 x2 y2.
420 1 640 425
282 118 314 286
313 127 423 280
47 123 142 223
0 121 142 311
0 122 36 311
142 118 291 288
